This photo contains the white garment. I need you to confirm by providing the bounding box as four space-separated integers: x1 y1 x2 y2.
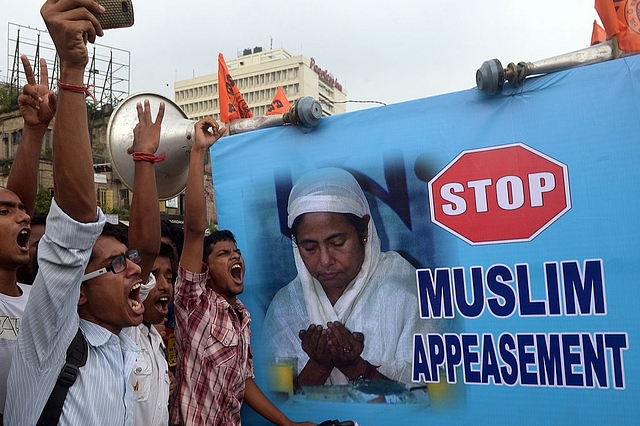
264 167 451 385
125 322 170 426
0 283 31 414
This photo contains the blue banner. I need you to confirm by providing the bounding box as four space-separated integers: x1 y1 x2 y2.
210 55 640 425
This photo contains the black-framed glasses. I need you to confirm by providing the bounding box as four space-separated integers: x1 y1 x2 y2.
82 249 141 282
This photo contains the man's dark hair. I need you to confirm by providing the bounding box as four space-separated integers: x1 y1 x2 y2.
161 219 184 257
101 222 129 245
30 212 47 226
88 222 129 264
202 230 236 263
158 241 176 266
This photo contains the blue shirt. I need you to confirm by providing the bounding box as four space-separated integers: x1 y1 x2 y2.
5 200 139 426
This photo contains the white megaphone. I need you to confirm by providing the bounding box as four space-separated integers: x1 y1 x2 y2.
106 92 322 200
107 93 194 200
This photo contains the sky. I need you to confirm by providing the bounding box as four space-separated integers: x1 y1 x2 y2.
1 0 601 112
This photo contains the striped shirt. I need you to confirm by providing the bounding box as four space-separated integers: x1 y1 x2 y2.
5 200 139 426
170 264 253 426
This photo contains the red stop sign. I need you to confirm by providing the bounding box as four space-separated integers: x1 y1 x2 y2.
428 143 571 245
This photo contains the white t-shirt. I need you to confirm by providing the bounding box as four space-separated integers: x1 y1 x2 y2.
0 283 31 414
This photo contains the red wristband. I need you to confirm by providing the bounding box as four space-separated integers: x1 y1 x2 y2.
56 80 98 103
365 362 381 380
131 151 167 164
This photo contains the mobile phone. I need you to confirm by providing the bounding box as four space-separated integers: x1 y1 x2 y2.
94 0 135 30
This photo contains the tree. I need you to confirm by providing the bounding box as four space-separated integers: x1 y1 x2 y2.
34 186 53 214
0 86 19 113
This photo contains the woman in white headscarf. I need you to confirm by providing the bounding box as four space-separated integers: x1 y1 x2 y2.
264 167 449 388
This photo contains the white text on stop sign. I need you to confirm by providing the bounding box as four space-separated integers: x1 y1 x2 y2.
439 172 555 215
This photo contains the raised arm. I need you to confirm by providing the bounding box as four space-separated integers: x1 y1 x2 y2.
41 0 105 223
6 56 56 218
127 100 165 282
180 117 225 273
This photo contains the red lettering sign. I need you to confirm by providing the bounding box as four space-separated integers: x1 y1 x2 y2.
309 58 343 92
428 143 571 245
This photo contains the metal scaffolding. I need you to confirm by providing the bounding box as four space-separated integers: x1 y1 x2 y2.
5 22 131 110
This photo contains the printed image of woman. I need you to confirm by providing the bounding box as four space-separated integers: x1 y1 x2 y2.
263 167 451 389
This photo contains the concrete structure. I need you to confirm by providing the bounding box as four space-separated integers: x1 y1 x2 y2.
174 47 347 121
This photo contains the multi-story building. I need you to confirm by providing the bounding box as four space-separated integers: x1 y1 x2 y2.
174 47 347 121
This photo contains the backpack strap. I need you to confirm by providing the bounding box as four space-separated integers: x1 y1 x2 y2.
36 329 87 426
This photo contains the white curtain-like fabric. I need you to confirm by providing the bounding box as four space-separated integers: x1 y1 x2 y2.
264 168 450 385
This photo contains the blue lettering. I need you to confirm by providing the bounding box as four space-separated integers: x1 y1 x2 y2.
517 334 538 385
427 333 445 381
544 262 562 316
454 267 485 318
582 333 606 388
499 333 518 385
412 334 431 382
486 264 516 317
536 334 563 386
461 334 481 384
562 333 583 386
444 334 462 383
563 260 606 315
517 264 547 316
605 333 628 389
417 268 454 318
480 334 501 384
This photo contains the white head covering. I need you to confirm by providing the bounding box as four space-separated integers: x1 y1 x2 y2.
287 167 382 325
139 273 156 302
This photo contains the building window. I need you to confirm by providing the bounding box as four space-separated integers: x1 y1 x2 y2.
3 136 9 159
97 188 108 208
120 189 130 207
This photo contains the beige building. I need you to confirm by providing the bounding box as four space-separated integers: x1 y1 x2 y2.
174 47 347 121
0 109 54 192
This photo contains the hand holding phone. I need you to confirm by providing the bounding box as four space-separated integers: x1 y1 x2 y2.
95 0 134 30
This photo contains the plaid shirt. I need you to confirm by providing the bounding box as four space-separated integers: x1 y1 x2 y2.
170 264 253 426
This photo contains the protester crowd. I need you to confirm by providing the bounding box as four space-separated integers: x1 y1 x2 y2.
0 1 450 425
0 2 316 425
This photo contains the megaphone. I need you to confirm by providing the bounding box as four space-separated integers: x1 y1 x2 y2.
107 93 323 200
107 92 195 200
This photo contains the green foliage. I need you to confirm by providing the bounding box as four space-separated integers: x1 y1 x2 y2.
103 205 130 220
206 221 218 235
34 186 53 214
0 86 19 113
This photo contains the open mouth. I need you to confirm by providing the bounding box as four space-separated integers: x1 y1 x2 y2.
128 282 144 313
155 295 170 313
17 229 30 250
231 263 242 281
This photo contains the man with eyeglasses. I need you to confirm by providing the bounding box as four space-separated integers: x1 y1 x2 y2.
5 1 163 425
